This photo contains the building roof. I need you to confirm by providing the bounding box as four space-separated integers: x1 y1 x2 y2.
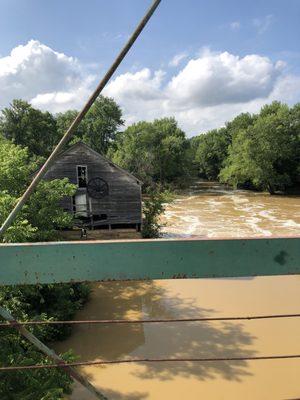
33 141 143 184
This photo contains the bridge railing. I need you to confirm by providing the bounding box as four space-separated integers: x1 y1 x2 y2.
1 235 299 286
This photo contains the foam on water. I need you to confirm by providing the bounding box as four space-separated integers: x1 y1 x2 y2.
162 182 300 238
282 219 300 228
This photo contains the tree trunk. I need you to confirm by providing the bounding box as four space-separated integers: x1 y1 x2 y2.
267 183 275 195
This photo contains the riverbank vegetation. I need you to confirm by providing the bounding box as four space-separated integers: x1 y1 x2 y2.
0 284 90 399
109 117 191 188
193 102 300 194
0 137 90 399
141 188 173 238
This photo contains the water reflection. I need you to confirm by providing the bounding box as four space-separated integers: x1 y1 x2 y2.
55 281 255 382
55 276 300 400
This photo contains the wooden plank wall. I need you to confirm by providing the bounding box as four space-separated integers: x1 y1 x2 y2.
43 143 142 225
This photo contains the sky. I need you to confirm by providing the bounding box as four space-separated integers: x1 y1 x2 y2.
0 0 300 136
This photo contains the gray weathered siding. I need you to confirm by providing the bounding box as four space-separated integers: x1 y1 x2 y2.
42 143 142 226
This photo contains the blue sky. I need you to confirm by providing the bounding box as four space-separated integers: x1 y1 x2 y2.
1 0 300 135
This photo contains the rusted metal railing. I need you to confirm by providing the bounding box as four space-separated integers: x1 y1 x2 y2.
3 354 300 372
1 312 300 327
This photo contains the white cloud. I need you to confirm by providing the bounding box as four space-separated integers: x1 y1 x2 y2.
230 21 241 31
253 14 275 34
105 49 300 135
103 68 167 125
166 50 283 107
169 52 189 67
1 41 300 136
268 74 300 104
104 68 165 102
0 39 95 111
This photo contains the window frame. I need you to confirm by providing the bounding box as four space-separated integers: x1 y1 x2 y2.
76 165 88 188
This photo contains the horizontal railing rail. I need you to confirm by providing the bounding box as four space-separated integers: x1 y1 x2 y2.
1 235 299 286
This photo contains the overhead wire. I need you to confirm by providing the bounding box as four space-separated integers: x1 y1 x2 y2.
2 312 300 373
1 312 300 327
2 354 300 372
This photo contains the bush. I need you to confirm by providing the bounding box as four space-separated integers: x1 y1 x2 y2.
0 138 90 399
0 283 91 400
142 188 172 238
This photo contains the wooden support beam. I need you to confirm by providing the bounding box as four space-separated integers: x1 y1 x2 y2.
0 236 299 286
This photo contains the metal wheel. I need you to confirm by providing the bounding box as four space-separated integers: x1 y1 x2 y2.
87 177 109 199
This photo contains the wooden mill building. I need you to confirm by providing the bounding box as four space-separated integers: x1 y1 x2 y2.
39 142 142 230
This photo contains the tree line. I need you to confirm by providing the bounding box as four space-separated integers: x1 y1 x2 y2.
192 102 300 194
1 98 299 196
0 98 192 189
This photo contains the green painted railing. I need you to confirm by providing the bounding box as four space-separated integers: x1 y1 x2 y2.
1 236 299 286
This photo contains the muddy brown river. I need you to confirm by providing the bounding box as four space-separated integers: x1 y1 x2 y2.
162 181 300 238
55 183 300 399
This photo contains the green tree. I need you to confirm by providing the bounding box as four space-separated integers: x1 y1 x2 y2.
219 129 253 188
194 128 231 180
0 139 76 243
55 110 85 147
225 112 256 136
111 117 189 186
109 121 156 186
0 100 58 157
152 118 189 183
0 333 73 400
0 139 90 399
0 137 35 196
56 95 124 154
192 112 255 181
0 282 90 400
142 188 172 238
288 102 300 183
220 102 300 193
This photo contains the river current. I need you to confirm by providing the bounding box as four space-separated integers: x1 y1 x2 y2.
162 181 300 238
56 183 300 400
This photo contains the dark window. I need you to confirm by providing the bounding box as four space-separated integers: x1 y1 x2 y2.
93 214 108 221
77 166 87 188
72 196 76 212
